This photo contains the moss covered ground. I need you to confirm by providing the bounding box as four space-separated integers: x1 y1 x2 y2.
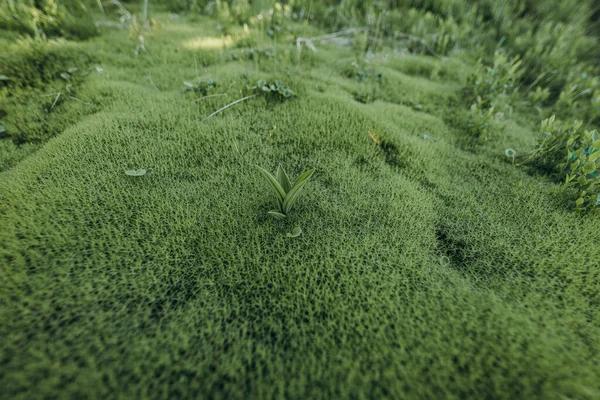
1 6 599 399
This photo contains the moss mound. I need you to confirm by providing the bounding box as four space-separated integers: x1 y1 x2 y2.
1 8 599 400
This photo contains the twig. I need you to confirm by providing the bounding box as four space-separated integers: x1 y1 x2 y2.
194 93 228 102
202 95 257 122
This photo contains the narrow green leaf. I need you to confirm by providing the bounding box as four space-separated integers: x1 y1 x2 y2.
268 210 286 219
283 170 315 214
293 168 316 187
257 166 286 204
277 165 292 194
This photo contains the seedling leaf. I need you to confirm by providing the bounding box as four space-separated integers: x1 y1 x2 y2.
257 166 286 203
277 165 292 193
268 210 286 219
284 169 315 214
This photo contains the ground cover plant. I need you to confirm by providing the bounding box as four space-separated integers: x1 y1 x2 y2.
1 1 600 399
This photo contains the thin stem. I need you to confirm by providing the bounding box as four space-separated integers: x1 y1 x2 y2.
202 95 257 122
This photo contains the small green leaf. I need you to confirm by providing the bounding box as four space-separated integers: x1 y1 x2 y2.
576 197 584 207
0 75 9 81
257 166 286 204
67 67 78 74
60 72 71 80
125 169 147 176
277 165 292 194
0 124 6 133
293 168 316 187
283 169 315 214
268 210 286 219
583 161 596 174
286 226 302 238
588 151 600 162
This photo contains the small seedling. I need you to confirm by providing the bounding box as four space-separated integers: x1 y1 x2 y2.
257 165 315 219
125 169 148 176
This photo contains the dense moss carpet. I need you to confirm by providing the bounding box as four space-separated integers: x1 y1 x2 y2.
1 12 599 400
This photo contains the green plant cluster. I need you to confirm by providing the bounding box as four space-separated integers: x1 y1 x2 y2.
183 77 216 96
522 115 600 211
466 99 507 142
466 50 523 107
556 67 600 125
247 79 293 99
0 0 97 39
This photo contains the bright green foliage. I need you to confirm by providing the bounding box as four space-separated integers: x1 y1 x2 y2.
247 79 294 99
522 115 600 211
257 165 315 219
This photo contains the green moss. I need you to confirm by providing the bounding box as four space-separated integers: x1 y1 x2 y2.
1 6 600 400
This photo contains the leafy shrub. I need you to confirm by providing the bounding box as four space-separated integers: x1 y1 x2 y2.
466 98 507 142
555 67 600 125
465 50 523 107
521 115 600 211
